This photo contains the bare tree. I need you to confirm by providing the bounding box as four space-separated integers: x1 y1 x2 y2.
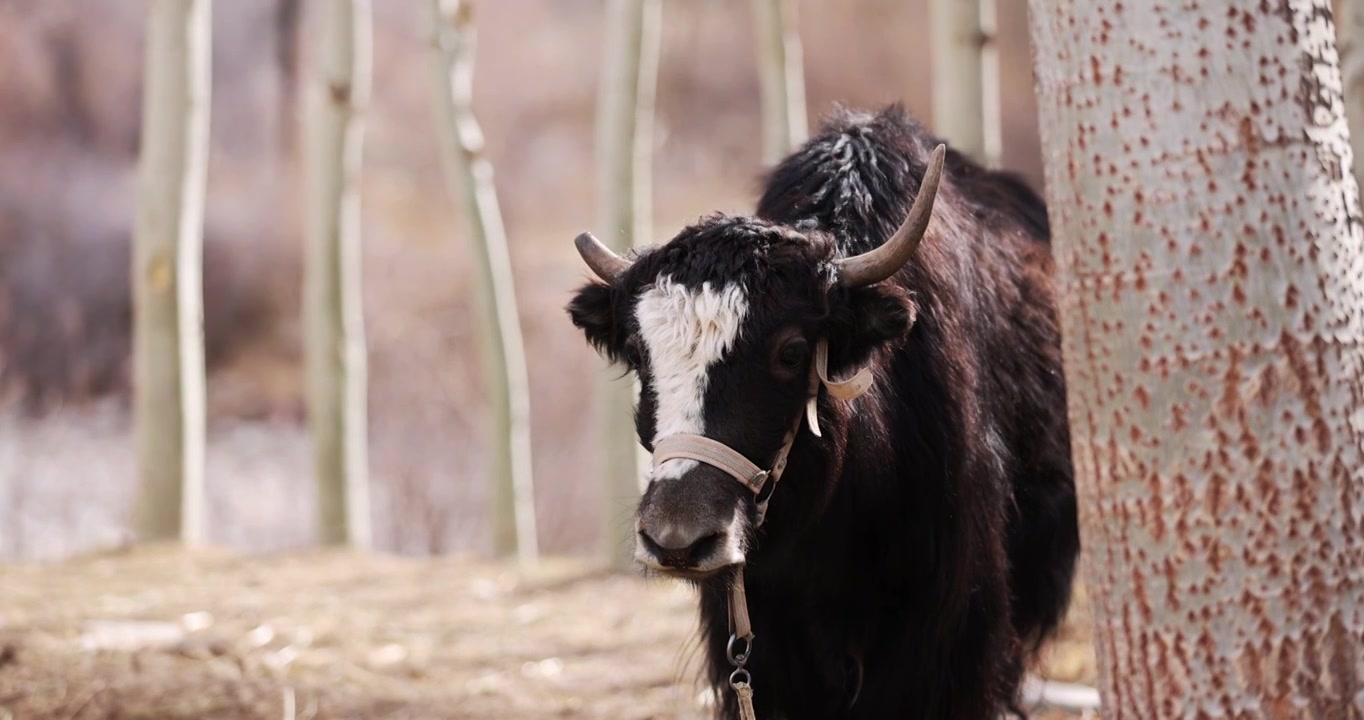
427 0 538 565
274 0 304 156
1030 0 1364 716
930 0 1000 167
131 0 212 543
596 0 662 570
751 0 808 164
304 0 373 548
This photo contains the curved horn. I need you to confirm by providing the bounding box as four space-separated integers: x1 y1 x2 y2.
574 231 632 283
835 143 947 288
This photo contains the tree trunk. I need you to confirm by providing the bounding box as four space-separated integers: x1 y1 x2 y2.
132 0 212 544
596 0 661 570
930 0 1000 167
274 0 303 157
1339 0 1364 194
751 0 808 165
1029 0 1364 716
427 0 538 566
304 0 372 549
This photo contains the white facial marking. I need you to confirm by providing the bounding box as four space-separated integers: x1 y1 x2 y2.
635 276 749 482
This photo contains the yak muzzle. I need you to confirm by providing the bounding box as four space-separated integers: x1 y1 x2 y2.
634 473 747 576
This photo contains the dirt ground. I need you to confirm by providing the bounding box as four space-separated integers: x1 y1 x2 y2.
0 545 1098 719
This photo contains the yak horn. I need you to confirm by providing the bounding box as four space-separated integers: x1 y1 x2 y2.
836 143 947 288
574 231 632 283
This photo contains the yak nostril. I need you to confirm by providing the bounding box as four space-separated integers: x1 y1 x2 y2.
686 532 721 561
638 527 724 567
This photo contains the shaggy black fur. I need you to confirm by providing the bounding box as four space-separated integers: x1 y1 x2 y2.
567 104 1078 719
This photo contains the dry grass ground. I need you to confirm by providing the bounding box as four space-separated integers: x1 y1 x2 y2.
0 546 1097 719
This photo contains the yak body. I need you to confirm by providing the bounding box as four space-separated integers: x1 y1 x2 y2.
567 105 1079 719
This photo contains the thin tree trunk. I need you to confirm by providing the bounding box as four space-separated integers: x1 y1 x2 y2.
751 0 807 165
596 0 661 570
930 0 1000 167
1339 0 1364 194
427 0 538 566
132 0 212 544
1029 0 1364 716
274 0 303 157
304 0 372 548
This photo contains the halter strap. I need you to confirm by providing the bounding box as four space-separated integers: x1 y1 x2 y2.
805 340 873 436
652 435 769 495
815 339 874 400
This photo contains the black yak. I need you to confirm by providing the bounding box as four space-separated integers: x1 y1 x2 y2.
566 104 1079 719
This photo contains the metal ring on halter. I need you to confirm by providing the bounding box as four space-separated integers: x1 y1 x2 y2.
729 667 752 689
726 633 753 665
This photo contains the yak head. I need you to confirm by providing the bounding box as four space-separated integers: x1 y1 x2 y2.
566 148 943 579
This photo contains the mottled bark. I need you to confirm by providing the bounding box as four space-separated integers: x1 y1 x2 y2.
751 0 808 165
1030 0 1364 716
930 0 1000 167
596 0 661 570
132 0 211 543
305 0 372 548
427 0 538 565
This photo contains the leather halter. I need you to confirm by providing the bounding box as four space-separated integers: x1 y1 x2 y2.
648 339 872 526
646 338 874 717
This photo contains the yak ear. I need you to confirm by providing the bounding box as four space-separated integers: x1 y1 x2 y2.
567 281 626 363
828 283 917 371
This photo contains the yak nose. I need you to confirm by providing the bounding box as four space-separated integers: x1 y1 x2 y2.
637 521 725 570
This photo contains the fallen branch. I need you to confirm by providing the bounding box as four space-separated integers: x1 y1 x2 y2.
1021 674 1101 712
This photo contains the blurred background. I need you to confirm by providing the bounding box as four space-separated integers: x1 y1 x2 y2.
0 0 1045 562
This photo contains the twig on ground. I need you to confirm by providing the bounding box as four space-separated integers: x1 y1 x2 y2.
1022 675 1101 712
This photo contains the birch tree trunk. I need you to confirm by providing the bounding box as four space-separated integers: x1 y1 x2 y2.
751 0 807 165
596 0 661 570
1030 0 1364 716
305 0 372 548
930 0 1000 167
274 0 303 157
427 0 538 566
1339 0 1364 193
132 0 211 544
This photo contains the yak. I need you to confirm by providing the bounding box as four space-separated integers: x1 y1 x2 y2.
566 104 1079 720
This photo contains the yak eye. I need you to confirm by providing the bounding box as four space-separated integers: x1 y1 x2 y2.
622 339 644 369
777 338 810 370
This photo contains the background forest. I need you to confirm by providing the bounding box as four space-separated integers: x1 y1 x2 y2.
0 0 1044 560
